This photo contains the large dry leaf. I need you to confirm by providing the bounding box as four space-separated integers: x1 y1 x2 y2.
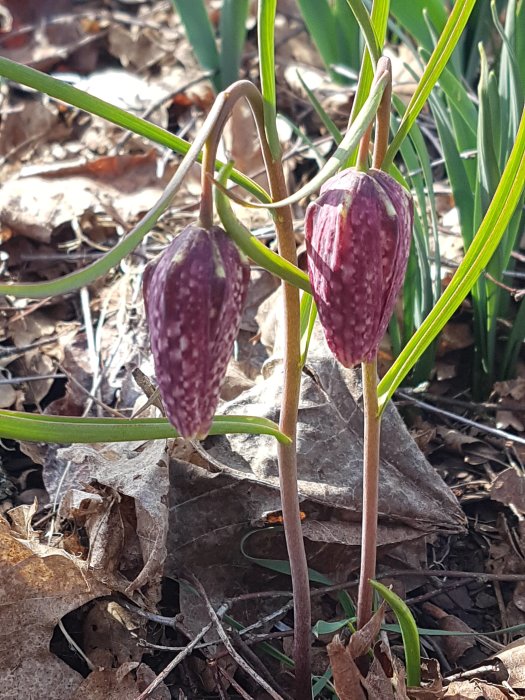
0 509 108 699
166 329 464 636
205 326 464 534
0 151 166 242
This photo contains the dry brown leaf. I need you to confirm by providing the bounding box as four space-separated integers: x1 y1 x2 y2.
493 637 525 689
70 663 170 699
444 680 513 699
57 440 169 602
490 467 525 515
0 510 108 699
422 602 476 663
0 151 166 242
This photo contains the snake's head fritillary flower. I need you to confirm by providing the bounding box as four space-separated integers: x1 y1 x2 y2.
305 168 413 367
143 224 250 439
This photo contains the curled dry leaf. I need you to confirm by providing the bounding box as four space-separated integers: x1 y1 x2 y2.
422 602 476 664
57 440 169 602
0 509 108 699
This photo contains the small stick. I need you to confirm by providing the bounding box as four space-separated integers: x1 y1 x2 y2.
191 576 285 700
135 621 213 699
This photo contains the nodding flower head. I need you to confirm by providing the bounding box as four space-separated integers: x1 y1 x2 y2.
143 224 250 439
305 168 413 367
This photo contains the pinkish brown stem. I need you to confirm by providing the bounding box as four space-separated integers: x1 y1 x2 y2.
200 81 311 696
357 357 381 628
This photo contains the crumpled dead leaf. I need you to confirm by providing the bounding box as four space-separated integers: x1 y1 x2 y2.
0 506 109 699
327 605 386 700
57 440 169 602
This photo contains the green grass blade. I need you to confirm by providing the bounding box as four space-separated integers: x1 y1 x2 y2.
370 581 420 687
0 411 291 444
343 0 390 168
345 0 381 66
384 0 477 170
300 291 318 367
241 530 355 618
219 0 250 89
258 0 280 158
378 106 525 413
296 0 339 82
334 0 361 71
296 70 343 144
390 0 447 53
170 0 221 91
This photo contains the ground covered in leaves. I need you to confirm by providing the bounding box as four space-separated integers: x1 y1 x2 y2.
1 1 525 698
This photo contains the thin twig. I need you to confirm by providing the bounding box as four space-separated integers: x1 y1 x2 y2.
191 576 284 700
135 621 213 700
397 390 525 445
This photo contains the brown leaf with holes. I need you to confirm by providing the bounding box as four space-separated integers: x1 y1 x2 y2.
0 509 108 699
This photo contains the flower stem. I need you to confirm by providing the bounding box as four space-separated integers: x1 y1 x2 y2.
357 357 381 629
200 80 311 696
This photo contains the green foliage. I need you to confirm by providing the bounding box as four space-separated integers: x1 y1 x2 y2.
170 0 249 92
295 0 362 84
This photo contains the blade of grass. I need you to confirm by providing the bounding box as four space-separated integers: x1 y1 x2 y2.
219 0 250 89
370 581 420 687
257 0 280 159
378 106 525 412
0 411 291 444
384 0 477 170
170 0 221 91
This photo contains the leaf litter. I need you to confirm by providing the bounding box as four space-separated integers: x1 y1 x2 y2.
1 0 525 698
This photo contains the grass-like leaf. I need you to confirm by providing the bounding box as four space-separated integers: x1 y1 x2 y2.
170 0 221 91
378 106 525 412
384 0 477 169
370 580 421 687
0 410 291 444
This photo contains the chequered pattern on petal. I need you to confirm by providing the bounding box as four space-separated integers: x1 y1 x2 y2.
305 168 414 368
143 224 250 438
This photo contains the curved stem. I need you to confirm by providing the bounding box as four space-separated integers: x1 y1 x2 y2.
202 80 311 696
373 56 392 170
357 358 380 629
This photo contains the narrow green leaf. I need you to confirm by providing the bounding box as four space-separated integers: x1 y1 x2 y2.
300 291 317 367
296 0 339 82
378 107 525 412
390 0 448 53
241 530 355 618
345 0 381 66
384 0 477 170
370 581 420 687
170 0 221 91
296 70 343 144
219 0 250 88
258 0 281 158
343 0 390 168
0 410 291 444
